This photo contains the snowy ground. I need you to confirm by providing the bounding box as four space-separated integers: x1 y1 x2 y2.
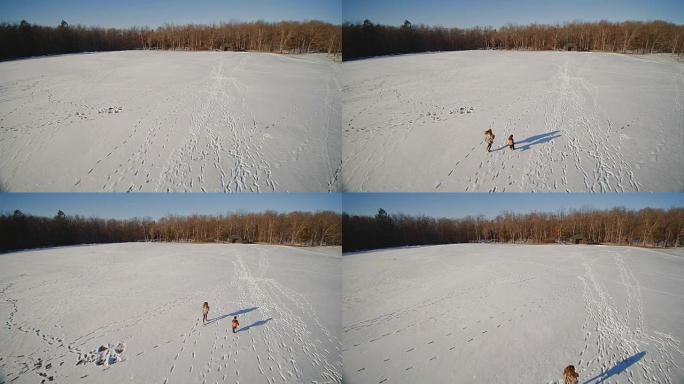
342 51 684 192
343 244 684 383
0 51 341 192
0 243 341 383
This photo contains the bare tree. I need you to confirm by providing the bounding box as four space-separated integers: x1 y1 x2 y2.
343 19 684 60
342 207 684 252
1 20 341 61
0 211 342 252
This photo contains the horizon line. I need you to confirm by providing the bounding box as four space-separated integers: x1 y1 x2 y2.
2 208 342 220
342 18 684 29
0 18 342 30
343 205 684 219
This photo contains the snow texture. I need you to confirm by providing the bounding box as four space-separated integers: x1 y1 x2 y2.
343 244 684 383
0 51 341 192
0 243 341 383
342 51 684 192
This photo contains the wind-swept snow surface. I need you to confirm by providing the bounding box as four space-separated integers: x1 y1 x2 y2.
0 51 341 192
343 244 684 383
342 51 684 192
0 243 341 383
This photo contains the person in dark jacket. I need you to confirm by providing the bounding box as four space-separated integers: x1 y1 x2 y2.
484 129 495 152
202 302 210 325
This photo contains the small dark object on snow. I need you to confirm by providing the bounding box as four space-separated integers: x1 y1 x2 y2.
114 343 126 354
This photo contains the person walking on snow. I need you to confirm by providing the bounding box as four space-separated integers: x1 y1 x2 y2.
202 302 210 325
563 365 579 384
231 316 240 333
507 134 515 150
484 129 495 152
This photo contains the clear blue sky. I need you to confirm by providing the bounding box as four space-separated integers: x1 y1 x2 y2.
344 0 684 27
343 193 684 218
0 0 341 28
0 193 342 219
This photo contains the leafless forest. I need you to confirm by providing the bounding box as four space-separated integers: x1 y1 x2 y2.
0 19 341 61
343 207 684 252
0 210 342 252
343 19 684 60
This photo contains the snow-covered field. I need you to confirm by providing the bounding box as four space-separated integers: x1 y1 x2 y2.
343 244 684 383
342 51 684 192
0 243 341 383
0 51 341 192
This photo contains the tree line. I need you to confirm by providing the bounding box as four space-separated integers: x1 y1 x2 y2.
343 207 684 252
343 19 684 60
0 19 341 61
0 210 342 253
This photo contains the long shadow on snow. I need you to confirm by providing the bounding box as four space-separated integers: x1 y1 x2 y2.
516 130 561 151
207 306 259 324
582 351 646 384
237 318 273 333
